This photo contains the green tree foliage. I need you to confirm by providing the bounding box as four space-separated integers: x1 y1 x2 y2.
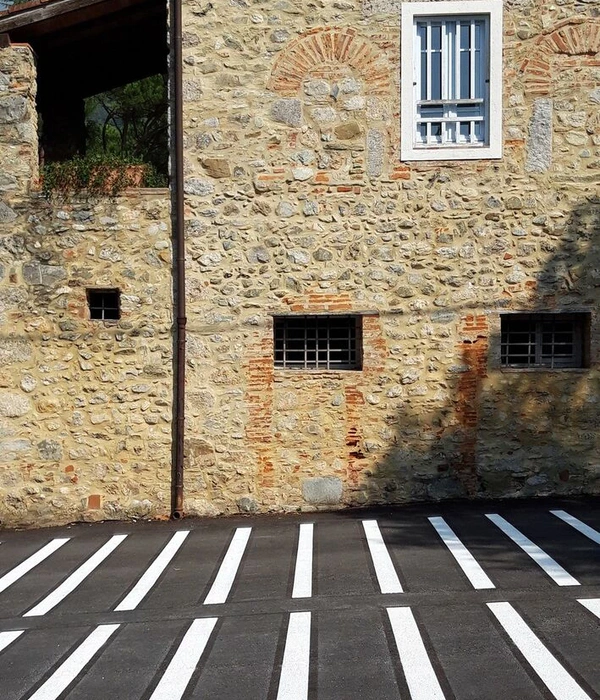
85 74 168 185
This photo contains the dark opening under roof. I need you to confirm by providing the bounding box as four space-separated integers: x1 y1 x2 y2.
0 0 168 98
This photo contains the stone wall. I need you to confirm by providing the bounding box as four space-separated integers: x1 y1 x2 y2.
2 0 600 528
0 45 173 527
180 0 600 513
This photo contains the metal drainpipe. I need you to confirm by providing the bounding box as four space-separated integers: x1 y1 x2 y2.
171 0 185 520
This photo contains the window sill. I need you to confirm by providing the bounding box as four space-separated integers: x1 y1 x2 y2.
401 145 503 162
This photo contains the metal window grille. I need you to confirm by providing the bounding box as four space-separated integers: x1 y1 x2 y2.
500 314 587 369
87 289 120 320
414 16 489 148
274 316 362 370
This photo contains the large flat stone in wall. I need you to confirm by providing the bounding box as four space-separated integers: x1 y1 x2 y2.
302 477 343 505
526 99 553 173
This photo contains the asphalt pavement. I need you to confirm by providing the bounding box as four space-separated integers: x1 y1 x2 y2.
0 497 599 699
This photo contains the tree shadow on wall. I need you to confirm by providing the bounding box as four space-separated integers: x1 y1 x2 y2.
359 195 600 508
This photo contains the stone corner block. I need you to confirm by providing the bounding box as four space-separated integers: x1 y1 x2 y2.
302 476 343 505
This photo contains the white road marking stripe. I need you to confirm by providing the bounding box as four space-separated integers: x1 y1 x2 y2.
486 514 579 586
428 516 495 590
114 530 189 611
276 611 311 700
24 535 128 617
203 527 252 605
0 629 23 653
387 607 446 700
578 598 600 620
149 617 218 700
550 510 600 546
362 520 403 594
28 624 119 700
488 602 591 700
0 539 70 595
292 523 314 599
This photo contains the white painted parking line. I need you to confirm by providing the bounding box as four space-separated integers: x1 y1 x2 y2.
486 514 580 586
204 527 252 605
429 516 495 590
115 530 189 612
387 607 445 700
276 611 311 700
0 629 23 653
0 539 70 595
578 598 600 620
362 520 403 594
488 602 591 700
292 523 314 599
24 535 128 617
149 617 218 700
551 510 600 546
28 624 119 700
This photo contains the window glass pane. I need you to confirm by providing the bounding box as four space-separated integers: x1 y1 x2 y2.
474 20 484 50
431 50 442 100
446 21 456 99
474 121 484 143
420 52 428 100
459 122 470 143
456 104 483 118
431 24 442 51
417 22 427 49
460 22 470 50
430 122 442 143
460 48 470 99
417 123 427 143
420 105 444 118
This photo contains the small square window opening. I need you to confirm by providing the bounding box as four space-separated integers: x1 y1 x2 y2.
274 315 362 370
500 313 589 369
88 289 121 321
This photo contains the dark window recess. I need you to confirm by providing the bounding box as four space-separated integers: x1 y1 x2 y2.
500 313 589 369
88 289 120 320
274 315 362 370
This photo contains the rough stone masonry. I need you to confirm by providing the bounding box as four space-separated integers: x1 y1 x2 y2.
0 0 599 527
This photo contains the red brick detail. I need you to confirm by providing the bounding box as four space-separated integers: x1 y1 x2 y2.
521 19 600 95
268 27 392 96
87 494 102 510
345 386 365 485
454 315 489 496
245 336 275 487
282 292 354 313
361 314 387 378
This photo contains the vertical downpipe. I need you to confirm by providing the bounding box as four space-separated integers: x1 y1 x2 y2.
171 0 185 519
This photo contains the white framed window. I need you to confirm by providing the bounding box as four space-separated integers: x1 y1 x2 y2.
401 1 503 161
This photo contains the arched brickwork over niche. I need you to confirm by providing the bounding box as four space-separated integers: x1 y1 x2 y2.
268 27 392 96
521 18 600 96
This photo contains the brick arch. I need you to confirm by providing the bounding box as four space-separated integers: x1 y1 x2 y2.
521 18 600 96
268 27 391 96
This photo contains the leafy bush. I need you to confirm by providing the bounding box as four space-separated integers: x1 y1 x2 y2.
41 154 164 199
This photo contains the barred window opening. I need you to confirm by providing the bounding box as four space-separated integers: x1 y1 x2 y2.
88 289 121 321
274 316 362 370
500 313 588 369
